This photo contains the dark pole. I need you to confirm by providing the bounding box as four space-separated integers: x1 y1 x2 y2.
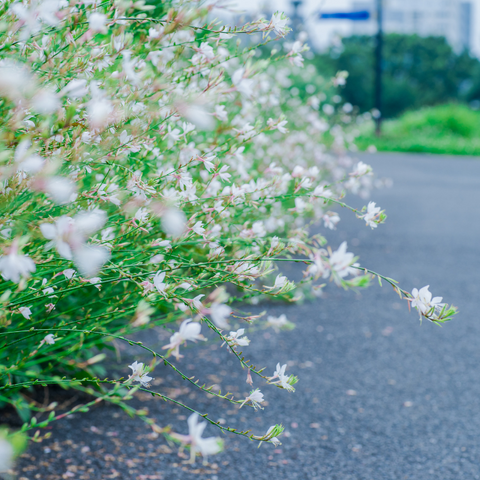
291 0 302 33
375 0 383 135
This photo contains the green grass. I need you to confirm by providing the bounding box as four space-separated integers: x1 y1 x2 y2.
356 104 480 155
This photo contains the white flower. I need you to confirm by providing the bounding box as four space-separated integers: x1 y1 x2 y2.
40 217 75 259
270 12 289 37
270 363 294 391
87 84 113 129
171 414 223 462
266 314 290 331
41 210 106 255
18 306 32 319
45 176 77 204
252 221 266 238
217 165 231 182
60 79 88 98
271 362 287 380
40 211 108 275
32 89 59 114
128 361 153 387
232 68 253 97
274 274 287 289
153 271 167 295
240 389 265 410
162 319 206 360
73 245 110 278
323 213 340 230
134 207 148 223
0 242 35 283
329 242 356 283
42 278 54 296
351 161 372 177
63 269 76 279
277 120 288 133
313 185 333 198
191 221 205 236
0 61 34 100
42 334 56 345
409 286 444 318
88 12 107 33
0 437 14 472
363 202 381 228
210 303 231 329
89 277 102 289
182 122 196 137
264 426 281 446
190 294 204 311
161 209 186 237
224 328 250 348
214 105 228 122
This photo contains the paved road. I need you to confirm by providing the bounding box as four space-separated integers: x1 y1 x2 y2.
8 153 480 480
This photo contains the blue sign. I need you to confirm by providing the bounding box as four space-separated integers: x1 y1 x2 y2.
319 10 371 21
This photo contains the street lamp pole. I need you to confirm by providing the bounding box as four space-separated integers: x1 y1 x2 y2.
375 0 383 135
291 0 302 33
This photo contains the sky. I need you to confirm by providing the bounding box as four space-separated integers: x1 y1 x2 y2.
226 0 480 57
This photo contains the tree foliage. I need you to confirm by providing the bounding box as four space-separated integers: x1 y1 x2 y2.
315 34 480 118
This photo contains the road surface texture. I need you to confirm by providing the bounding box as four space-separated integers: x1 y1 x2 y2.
5 153 480 480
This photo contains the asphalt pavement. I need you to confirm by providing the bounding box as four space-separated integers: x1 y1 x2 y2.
7 152 480 480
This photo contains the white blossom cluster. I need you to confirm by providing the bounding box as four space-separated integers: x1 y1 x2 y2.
0 0 456 465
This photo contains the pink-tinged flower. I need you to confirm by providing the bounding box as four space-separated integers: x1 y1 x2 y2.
128 361 153 387
141 280 155 295
240 389 265 410
162 319 206 360
323 213 340 230
18 306 32 319
45 303 55 313
170 413 223 463
363 202 381 229
0 241 35 283
408 286 444 318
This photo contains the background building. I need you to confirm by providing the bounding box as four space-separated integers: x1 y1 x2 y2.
228 0 478 56
350 0 472 52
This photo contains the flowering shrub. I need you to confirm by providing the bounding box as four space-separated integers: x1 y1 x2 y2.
0 0 457 468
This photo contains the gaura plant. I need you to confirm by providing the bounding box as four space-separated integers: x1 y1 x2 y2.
0 0 456 467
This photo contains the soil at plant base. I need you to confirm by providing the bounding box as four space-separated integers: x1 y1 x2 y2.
6 153 480 480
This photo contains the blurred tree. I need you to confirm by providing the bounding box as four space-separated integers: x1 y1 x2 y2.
313 34 480 118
